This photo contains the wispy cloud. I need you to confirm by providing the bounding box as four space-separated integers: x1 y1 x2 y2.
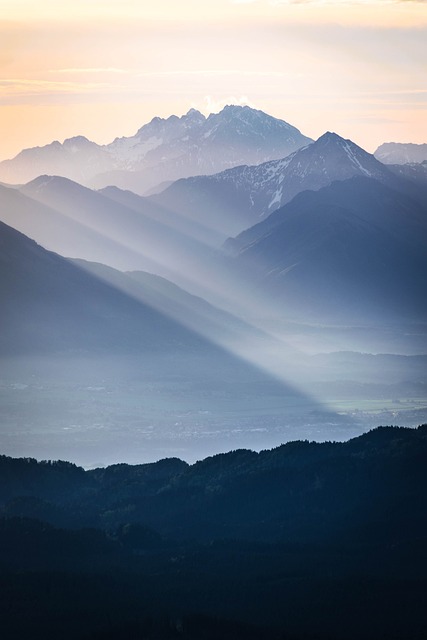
52 68 132 74
0 78 117 104
271 0 426 3
49 68 286 78
193 95 256 114
231 0 427 4
135 69 285 78
0 78 112 90
221 0 427 4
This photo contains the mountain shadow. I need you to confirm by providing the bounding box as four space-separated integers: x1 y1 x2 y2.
230 176 427 325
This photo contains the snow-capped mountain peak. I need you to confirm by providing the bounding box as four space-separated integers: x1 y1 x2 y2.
374 141 427 165
184 107 205 122
0 105 312 192
152 130 398 246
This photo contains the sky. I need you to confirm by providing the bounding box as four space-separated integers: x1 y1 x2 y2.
0 0 426 160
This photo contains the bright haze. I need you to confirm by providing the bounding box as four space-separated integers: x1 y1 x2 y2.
1 0 426 161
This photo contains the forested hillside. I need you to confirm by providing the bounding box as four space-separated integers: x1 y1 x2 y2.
1 425 427 639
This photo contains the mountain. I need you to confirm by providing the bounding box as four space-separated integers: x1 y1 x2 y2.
7 175 222 292
0 213 260 355
375 141 427 164
230 176 427 324
0 179 167 271
0 106 311 193
0 136 113 186
388 160 427 190
0 218 216 355
70 258 260 349
92 105 312 194
152 132 398 242
98 184 225 247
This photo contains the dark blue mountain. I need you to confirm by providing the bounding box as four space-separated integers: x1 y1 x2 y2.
231 177 427 323
150 131 399 241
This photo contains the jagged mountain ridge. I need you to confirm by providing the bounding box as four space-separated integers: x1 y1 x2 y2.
92 105 313 194
387 160 427 190
375 141 427 165
0 106 312 193
152 131 399 241
0 136 113 186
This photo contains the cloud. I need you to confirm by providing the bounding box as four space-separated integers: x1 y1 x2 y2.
271 0 426 3
193 95 256 114
0 78 111 91
52 68 131 74
135 69 285 78
231 0 427 4
0 77 120 106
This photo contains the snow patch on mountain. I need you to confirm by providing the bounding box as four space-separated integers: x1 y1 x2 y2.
342 140 372 177
0 105 312 190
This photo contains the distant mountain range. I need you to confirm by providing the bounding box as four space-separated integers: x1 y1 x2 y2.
375 141 427 165
0 106 312 194
1 123 426 332
388 160 427 189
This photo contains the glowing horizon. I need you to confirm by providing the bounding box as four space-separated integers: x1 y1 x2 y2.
0 0 426 161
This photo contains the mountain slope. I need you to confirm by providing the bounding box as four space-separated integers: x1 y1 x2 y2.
0 181 143 268
0 106 311 193
70 258 261 349
0 136 113 186
91 105 312 194
0 213 257 355
0 219 214 355
12 175 219 288
387 160 427 191
98 184 225 247
152 132 398 241
1 425 426 543
231 177 427 323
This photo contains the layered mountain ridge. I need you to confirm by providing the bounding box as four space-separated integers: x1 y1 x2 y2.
1 124 426 333
0 106 312 193
152 130 402 240
375 141 427 165
0 218 213 354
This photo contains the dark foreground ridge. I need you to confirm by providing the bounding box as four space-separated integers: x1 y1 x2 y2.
1 425 427 639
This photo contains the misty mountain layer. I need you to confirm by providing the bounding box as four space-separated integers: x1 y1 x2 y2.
0 106 312 193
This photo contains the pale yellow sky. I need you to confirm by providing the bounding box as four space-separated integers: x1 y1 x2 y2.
0 0 426 159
